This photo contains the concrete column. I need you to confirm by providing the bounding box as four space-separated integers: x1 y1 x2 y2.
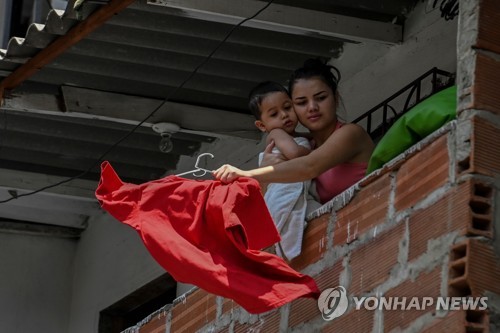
457 0 500 116
0 0 12 49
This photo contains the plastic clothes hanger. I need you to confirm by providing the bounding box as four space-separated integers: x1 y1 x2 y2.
176 153 215 177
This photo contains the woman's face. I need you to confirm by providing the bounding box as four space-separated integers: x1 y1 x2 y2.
291 77 337 133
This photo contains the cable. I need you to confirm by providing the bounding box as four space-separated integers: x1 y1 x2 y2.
439 0 458 21
426 0 458 20
0 0 275 204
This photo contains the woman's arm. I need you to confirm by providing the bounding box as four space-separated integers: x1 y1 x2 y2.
259 141 285 167
214 123 373 183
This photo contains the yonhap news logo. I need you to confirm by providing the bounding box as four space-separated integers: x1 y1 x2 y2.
318 286 488 321
317 286 349 320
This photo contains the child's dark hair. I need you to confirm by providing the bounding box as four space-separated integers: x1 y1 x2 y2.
288 58 341 95
248 81 289 120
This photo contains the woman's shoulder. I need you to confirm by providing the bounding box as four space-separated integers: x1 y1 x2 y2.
331 122 371 142
338 121 366 133
328 122 374 161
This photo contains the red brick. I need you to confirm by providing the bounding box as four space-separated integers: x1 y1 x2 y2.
288 298 319 329
289 214 329 271
449 239 500 298
408 179 494 261
384 267 442 332
321 307 374 333
315 260 344 291
221 298 239 315
138 314 167 333
395 135 449 211
335 173 391 246
289 260 343 328
476 0 500 55
350 223 405 295
467 240 500 296
472 53 500 116
170 289 217 332
420 310 467 333
464 310 490 332
421 309 490 333
233 311 280 333
467 116 500 176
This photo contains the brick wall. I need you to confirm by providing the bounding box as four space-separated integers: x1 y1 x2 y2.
122 115 499 333
122 0 500 331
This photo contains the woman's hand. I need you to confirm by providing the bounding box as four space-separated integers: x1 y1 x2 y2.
260 140 286 167
213 164 248 183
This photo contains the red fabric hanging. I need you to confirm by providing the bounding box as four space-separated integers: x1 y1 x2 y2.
95 161 320 314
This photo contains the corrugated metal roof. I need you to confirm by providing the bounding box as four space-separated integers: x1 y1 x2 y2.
0 0 417 225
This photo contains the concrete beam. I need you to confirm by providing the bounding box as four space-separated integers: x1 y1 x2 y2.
0 168 97 198
0 220 82 238
60 86 261 141
0 186 99 228
1 86 261 140
147 0 402 44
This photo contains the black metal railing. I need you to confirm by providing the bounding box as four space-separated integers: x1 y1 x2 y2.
352 67 455 141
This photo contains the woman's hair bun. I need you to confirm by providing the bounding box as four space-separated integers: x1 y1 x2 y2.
289 58 341 93
305 58 341 84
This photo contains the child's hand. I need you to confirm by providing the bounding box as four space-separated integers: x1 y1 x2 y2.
213 164 247 183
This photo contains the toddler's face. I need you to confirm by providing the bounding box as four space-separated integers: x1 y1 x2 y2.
255 92 298 134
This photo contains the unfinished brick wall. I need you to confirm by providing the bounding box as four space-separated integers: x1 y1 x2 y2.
122 0 500 331
122 114 499 333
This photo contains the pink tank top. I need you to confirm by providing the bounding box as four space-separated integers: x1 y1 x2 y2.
315 122 368 203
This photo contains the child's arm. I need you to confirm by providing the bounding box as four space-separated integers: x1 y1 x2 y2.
294 131 313 140
267 128 310 160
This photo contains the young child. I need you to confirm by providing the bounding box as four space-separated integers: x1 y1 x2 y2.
250 81 311 161
249 81 320 261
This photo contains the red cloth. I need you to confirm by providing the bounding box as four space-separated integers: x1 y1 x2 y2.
95 161 319 314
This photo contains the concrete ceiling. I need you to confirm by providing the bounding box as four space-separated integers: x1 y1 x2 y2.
0 0 418 230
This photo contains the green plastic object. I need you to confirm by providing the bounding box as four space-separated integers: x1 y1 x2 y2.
366 85 457 174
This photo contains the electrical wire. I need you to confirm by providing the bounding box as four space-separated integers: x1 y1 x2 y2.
0 0 276 204
426 0 459 20
439 0 458 21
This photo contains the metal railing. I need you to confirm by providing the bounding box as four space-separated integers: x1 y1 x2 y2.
352 67 455 140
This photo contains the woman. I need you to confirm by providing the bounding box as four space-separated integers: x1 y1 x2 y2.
214 59 374 204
